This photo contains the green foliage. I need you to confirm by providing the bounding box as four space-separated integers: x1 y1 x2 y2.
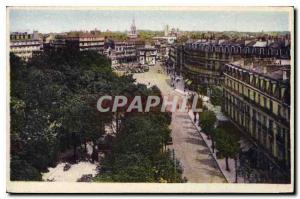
199 110 217 136
10 156 42 181
176 35 189 43
215 128 239 170
94 113 182 183
138 30 164 42
10 49 181 182
197 85 208 97
215 128 239 157
10 50 113 180
101 32 127 41
210 86 223 106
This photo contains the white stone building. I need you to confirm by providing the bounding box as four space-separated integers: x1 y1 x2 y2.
10 31 42 61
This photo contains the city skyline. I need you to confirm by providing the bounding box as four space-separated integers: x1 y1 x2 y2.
9 9 291 33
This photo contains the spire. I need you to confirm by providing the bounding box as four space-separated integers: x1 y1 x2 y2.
128 18 138 39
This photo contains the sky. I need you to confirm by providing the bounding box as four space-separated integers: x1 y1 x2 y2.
9 9 290 33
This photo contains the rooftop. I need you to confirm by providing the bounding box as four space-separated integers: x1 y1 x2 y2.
230 58 290 81
186 38 290 48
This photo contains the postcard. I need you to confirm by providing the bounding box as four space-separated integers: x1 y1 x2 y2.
6 6 294 193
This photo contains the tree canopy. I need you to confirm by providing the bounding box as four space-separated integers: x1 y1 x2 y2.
215 128 239 171
10 49 181 182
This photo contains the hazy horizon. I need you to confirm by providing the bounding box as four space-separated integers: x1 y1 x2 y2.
9 9 290 33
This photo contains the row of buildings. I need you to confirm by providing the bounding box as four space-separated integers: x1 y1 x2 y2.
9 30 159 67
10 20 182 67
9 31 106 60
168 37 291 181
106 40 158 67
10 19 187 69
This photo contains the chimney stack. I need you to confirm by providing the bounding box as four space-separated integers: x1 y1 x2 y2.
263 66 267 74
283 70 287 80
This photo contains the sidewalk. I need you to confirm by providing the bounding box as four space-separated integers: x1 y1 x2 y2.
187 109 246 183
174 85 244 183
170 111 226 183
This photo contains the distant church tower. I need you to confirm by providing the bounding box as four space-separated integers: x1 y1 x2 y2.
128 18 138 39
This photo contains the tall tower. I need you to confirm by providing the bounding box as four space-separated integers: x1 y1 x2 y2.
131 19 137 35
128 18 138 39
164 25 169 37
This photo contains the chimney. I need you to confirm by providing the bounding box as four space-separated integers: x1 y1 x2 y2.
33 30 39 40
283 70 287 80
263 66 267 74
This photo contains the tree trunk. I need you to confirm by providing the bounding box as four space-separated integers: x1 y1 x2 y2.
73 143 77 162
72 132 77 162
235 157 238 183
84 141 87 152
193 112 197 123
225 157 230 171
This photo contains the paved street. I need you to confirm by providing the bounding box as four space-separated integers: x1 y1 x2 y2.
133 61 174 94
133 62 226 183
171 112 226 183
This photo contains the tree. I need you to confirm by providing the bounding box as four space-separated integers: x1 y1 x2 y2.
210 86 223 106
176 35 189 43
197 85 208 98
215 128 239 171
94 113 181 183
10 48 182 182
10 50 113 179
199 110 217 152
10 156 42 181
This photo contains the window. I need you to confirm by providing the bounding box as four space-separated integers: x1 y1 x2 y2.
263 97 267 108
252 109 256 120
270 100 273 112
268 48 272 55
269 119 273 134
257 112 261 123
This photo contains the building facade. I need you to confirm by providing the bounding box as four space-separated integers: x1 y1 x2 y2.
138 47 157 66
223 62 290 171
170 38 290 91
10 31 42 61
168 36 291 180
65 33 105 54
109 41 138 67
168 43 184 75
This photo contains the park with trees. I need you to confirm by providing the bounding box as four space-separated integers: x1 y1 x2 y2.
10 48 181 182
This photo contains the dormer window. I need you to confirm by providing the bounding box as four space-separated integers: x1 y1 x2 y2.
225 47 229 53
268 48 272 55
